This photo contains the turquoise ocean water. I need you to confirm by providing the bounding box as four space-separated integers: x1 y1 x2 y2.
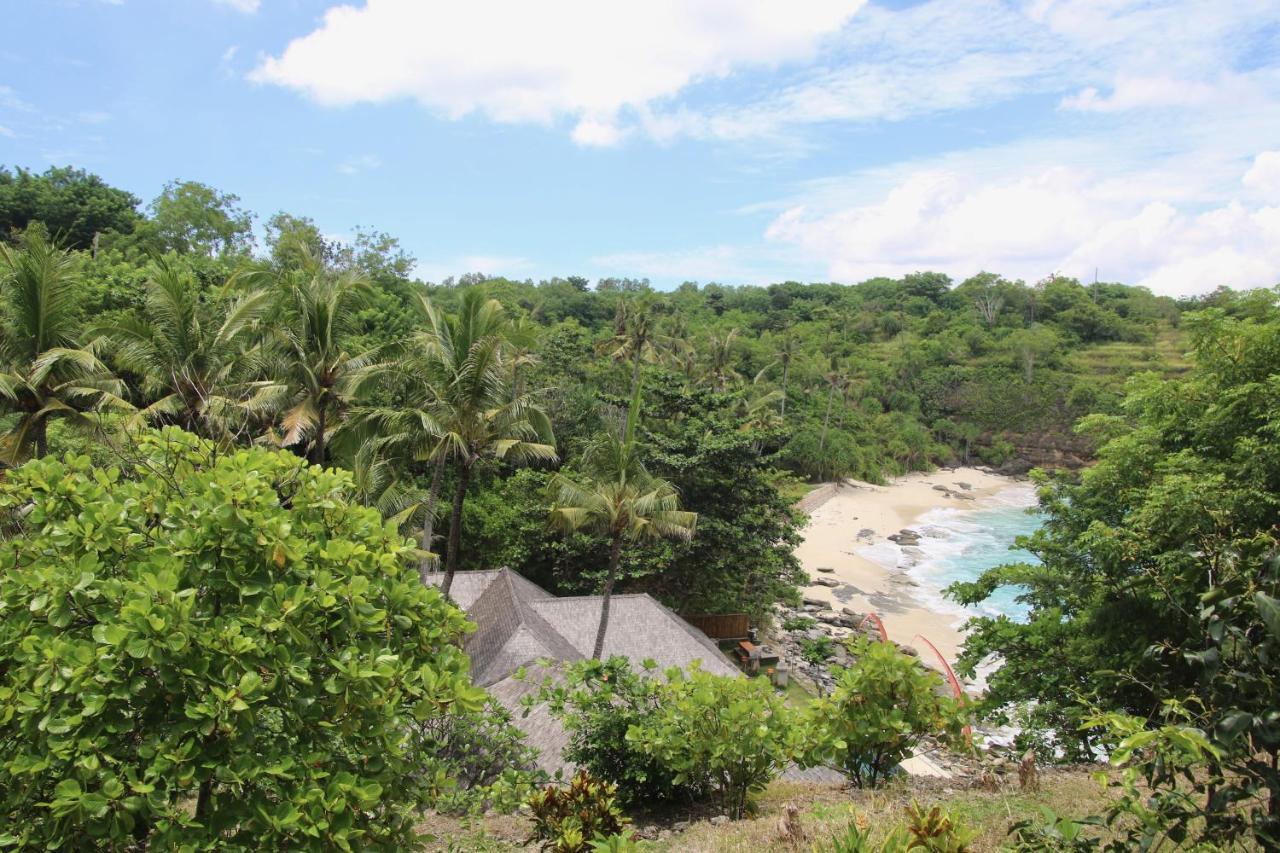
857 485 1042 622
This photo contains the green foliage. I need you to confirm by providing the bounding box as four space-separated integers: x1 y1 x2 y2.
0 429 486 849
147 180 254 257
800 639 965 788
1007 806 1103 852
531 657 700 806
626 665 797 819
814 805 974 852
953 292 1280 847
0 230 126 463
798 634 835 664
783 614 817 631
525 771 630 853
0 165 140 249
415 696 546 816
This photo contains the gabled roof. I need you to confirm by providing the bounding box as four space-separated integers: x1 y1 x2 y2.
428 568 742 774
428 569 739 685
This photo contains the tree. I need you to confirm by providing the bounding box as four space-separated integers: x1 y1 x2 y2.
1004 325 1058 383
800 638 964 788
703 327 741 390
952 295 1280 845
0 166 140 249
97 258 284 443
0 428 486 849
626 665 797 820
403 289 556 595
0 232 126 462
548 384 696 659
268 246 374 465
148 180 254 256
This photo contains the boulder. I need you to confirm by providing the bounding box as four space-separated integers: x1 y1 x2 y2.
816 611 840 624
816 566 835 573
802 595 826 607
811 577 839 588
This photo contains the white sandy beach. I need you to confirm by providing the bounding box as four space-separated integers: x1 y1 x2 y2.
795 467 1023 670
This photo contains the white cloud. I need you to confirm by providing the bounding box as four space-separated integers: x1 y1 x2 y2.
1059 75 1218 112
414 254 535 281
337 153 381 175
0 124 13 138
213 0 259 12
1243 151 1280 196
764 155 1280 297
251 0 863 144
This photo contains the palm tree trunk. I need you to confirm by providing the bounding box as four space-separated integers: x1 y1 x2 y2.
818 380 836 456
312 405 327 466
439 458 473 598
32 418 48 460
418 452 447 584
592 533 624 660
780 359 789 420
629 350 643 402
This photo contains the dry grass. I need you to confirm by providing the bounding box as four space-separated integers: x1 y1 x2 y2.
417 768 1113 851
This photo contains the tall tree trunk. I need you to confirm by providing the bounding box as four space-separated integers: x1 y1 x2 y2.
592 533 624 660
418 452 447 584
439 458 473 598
312 404 327 466
780 359 789 420
817 381 836 456
31 417 48 460
629 349 643 402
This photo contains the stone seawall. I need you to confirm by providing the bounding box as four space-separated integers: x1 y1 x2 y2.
795 482 840 515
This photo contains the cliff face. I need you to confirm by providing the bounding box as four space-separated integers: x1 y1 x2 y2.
999 434 1094 474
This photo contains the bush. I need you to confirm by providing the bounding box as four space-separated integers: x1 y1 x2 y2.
800 639 964 787
0 429 486 850
416 696 546 816
626 665 797 819
531 657 700 806
799 634 835 664
816 805 974 852
526 771 630 853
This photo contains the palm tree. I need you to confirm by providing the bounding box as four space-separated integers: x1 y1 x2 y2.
504 315 542 402
703 328 741 391
548 386 696 659
0 232 127 463
599 294 663 401
356 289 557 591
98 258 283 443
269 251 375 465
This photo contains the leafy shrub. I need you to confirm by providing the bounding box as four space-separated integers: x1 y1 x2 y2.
526 771 630 853
0 430 486 850
800 638 964 787
1007 806 1102 851
903 803 975 852
417 696 546 815
782 614 817 631
816 805 974 852
799 634 835 664
626 665 797 819
531 657 700 806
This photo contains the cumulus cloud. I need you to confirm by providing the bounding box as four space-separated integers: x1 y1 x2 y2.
251 0 862 144
1243 151 1280 195
764 157 1280 297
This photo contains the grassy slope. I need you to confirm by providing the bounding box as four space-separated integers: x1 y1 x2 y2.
420 769 1113 851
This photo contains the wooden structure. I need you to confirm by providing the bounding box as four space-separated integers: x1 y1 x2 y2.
682 612 750 640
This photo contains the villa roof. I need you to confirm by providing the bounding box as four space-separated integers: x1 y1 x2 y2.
430 568 738 687
428 568 740 774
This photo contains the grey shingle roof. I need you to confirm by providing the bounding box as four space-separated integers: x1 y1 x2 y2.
427 569 743 773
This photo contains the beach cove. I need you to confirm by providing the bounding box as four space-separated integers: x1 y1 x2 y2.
795 468 1040 670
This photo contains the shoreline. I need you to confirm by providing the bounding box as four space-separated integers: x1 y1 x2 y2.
794 467 1026 672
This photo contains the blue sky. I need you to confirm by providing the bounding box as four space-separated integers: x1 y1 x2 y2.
3 0 1279 295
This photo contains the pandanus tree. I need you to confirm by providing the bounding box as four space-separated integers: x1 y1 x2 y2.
0 232 127 463
267 248 375 465
351 289 557 589
98 258 284 444
548 387 696 659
